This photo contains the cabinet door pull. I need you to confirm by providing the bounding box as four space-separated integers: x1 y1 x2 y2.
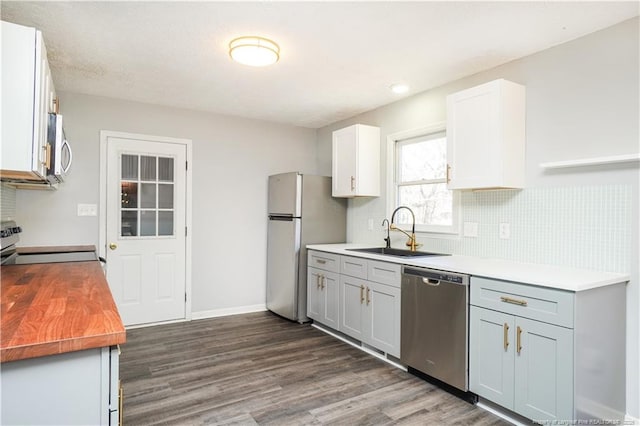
320 275 325 290
360 284 365 304
503 323 509 351
500 296 528 306
316 274 321 289
42 143 52 168
350 176 355 191
366 287 371 305
446 164 451 183
516 326 523 355
316 259 326 265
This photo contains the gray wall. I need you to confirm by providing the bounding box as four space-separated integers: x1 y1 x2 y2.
15 93 318 315
316 17 639 418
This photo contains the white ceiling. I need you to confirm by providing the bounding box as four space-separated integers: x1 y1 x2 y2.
2 1 638 129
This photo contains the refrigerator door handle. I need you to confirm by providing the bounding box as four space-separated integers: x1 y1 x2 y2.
269 215 296 221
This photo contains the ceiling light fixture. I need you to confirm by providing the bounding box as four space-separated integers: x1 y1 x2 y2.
229 36 280 67
390 83 409 94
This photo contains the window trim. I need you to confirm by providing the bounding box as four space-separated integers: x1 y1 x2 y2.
386 123 461 236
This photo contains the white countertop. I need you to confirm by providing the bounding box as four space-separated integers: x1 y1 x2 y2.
306 243 629 292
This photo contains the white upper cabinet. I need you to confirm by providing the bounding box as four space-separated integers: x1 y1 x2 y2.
446 79 525 190
1 21 57 181
332 124 380 197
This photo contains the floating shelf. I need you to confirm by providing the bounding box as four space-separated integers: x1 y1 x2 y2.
540 153 640 169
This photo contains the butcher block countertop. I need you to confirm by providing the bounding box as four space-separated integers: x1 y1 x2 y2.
1 253 125 363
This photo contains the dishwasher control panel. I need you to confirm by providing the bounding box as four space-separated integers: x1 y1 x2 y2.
402 266 468 285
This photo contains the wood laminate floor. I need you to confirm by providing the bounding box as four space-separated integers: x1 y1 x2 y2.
120 311 510 426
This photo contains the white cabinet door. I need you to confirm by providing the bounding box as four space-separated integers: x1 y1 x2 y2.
321 270 340 330
1 21 48 179
339 274 365 340
307 267 340 329
469 306 515 409
446 79 525 190
515 317 574 422
307 267 322 322
332 124 380 197
365 281 401 358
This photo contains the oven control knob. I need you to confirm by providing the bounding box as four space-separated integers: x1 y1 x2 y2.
11 226 22 234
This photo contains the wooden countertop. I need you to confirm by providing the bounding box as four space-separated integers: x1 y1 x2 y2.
1 259 126 362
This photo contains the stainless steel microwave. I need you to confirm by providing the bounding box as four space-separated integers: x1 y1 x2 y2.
46 113 72 183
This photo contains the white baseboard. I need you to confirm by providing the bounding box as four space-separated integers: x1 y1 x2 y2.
626 413 640 425
191 304 267 320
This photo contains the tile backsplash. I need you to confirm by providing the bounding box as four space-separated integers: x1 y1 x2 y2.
0 184 17 221
351 184 632 274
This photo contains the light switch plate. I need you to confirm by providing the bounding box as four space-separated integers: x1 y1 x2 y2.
499 223 510 239
463 222 478 237
77 204 98 217
367 218 374 231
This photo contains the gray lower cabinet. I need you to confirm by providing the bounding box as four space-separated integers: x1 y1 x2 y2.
307 266 340 329
307 250 401 358
470 306 573 420
338 256 401 358
1 346 121 425
470 276 626 422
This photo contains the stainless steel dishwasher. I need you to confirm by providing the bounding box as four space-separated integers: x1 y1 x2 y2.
401 266 470 392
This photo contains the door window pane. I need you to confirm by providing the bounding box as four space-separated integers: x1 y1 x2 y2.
140 183 157 209
119 153 175 238
158 184 174 209
158 157 174 182
158 211 174 236
140 211 156 236
122 155 138 179
121 211 138 236
121 182 138 208
141 156 157 181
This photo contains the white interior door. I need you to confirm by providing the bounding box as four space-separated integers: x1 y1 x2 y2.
105 136 187 326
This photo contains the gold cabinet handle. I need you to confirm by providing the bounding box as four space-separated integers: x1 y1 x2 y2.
517 326 523 355
316 274 321 289
500 296 528 306
42 144 52 168
360 284 365 304
109 243 118 250
316 259 326 264
446 164 451 183
503 323 509 351
320 275 325 290
119 383 124 425
366 287 371 305
350 176 355 191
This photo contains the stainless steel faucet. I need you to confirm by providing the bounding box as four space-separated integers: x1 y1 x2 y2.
390 206 422 252
382 219 391 248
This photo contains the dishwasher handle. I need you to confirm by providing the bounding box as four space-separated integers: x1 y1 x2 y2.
422 277 440 286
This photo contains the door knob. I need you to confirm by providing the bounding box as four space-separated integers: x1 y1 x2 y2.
109 243 118 250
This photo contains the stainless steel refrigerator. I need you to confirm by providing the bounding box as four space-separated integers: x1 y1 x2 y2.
267 172 347 323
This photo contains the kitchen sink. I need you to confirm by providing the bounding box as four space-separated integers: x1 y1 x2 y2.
346 247 450 257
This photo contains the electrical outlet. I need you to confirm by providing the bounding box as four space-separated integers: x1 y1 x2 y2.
463 222 478 237
77 204 98 217
499 223 510 239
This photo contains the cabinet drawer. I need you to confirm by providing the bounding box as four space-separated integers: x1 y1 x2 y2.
471 277 574 328
340 256 368 279
308 251 340 273
367 260 401 288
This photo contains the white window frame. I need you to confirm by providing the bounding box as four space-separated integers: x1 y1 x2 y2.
386 123 461 236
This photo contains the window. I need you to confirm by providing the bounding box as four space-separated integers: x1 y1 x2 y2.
389 125 459 234
120 154 175 237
